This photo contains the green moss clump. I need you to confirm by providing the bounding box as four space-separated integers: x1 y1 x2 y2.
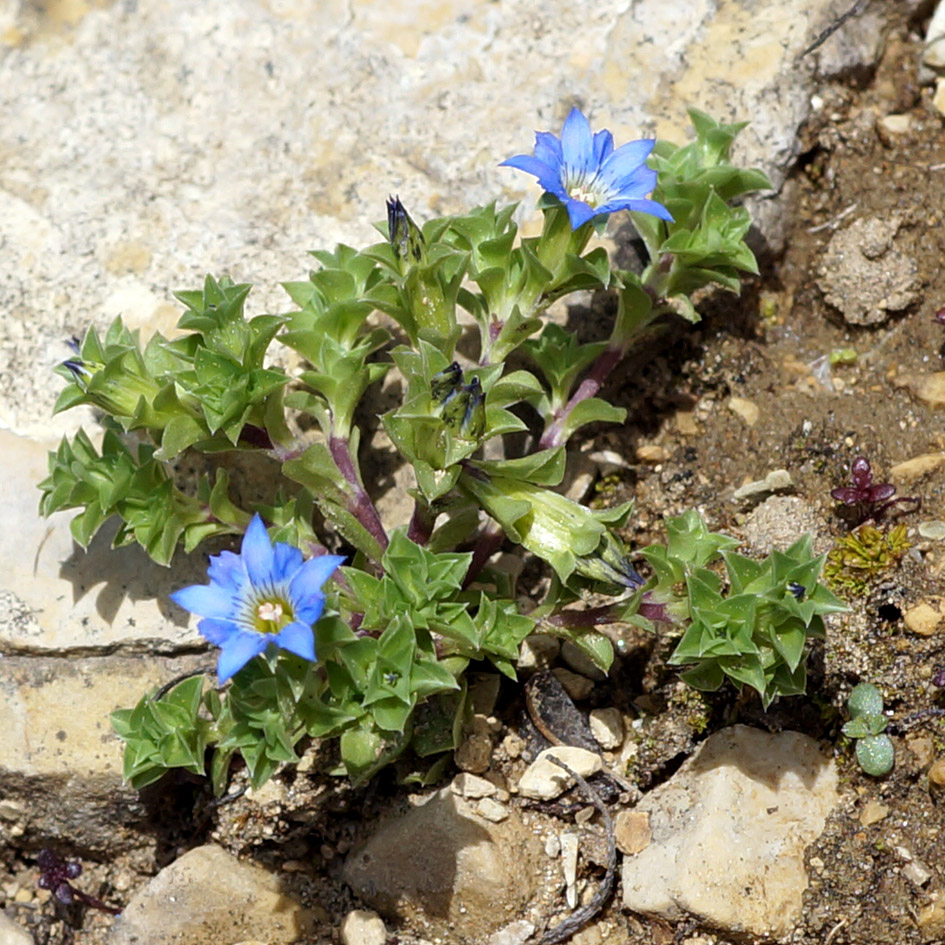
823 524 911 598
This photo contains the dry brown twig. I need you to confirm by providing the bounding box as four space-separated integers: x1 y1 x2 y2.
536 755 618 945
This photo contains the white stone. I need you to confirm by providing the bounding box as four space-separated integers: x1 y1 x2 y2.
561 832 580 909
487 919 536 945
340 909 387 945
924 1 945 69
108 844 315 945
934 77 945 117
589 708 624 750
0 431 205 655
343 787 542 942
621 725 839 938
517 747 602 800
0 912 32 945
727 396 760 426
452 772 497 799
476 796 510 823
0 652 208 854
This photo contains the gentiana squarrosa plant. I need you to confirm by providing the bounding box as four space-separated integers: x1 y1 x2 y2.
843 682 894 776
39 106 834 792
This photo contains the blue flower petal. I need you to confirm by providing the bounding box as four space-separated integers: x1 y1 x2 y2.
533 131 563 169
197 617 242 646
599 139 655 186
289 554 345 609
273 622 316 662
241 514 277 589
206 550 248 593
560 108 594 176
624 198 675 222
499 154 563 196
605 168 658 202
171 583 237 619
293 593 326 627
592 128 614 166
217 630 268 682
564 198 600 229
272 541 304 582
502 111 671 229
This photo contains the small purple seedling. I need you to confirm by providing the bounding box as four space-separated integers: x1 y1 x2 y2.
36 849 121 916
830 456 919 526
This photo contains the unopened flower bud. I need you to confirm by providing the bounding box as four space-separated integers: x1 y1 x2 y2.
387 195 425 265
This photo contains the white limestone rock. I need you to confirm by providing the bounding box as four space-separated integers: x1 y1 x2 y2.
343 786 542 942
621 725 840 938
107 844 316 945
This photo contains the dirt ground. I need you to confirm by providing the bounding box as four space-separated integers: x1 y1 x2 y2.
5 8 945 945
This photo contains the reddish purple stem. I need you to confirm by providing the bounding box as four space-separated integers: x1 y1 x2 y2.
407 501 437 545
462 527 506 589
329 436 388 552
539 346 623 450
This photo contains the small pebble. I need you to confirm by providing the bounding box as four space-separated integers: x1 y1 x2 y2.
340 908 387 945
919 521 945 540
517 634 560 670
903 859 933 887
934 77 945 117
858 799 889 826
928 757 945 788
727 396 760 426
452 772 497 799
475 797 509 823
561 832 579 908
517 747 602 800
889 453 945 482
615 810 651 855
675 410 698 435
918 898 945 936
589 708 624 750
488 919 537 945
904 599 945 637
560 641 607 680
891 371 945 406
455 733 493 774
553 667 595 701
636 444 670 463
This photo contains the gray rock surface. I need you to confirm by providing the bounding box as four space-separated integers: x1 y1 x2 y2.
0 0 907 928
0 653 207 854
343 786 543 942
517 746 602 800
0 0 908 735
340 908 387 945
621 724 840 937
107 843 316 945
816 216 919 325
740 494 832 556
0 912 32 945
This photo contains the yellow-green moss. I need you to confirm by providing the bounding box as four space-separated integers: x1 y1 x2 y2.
823 524 911 598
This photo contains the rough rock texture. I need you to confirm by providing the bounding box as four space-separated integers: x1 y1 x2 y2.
0 653 207 854
0 430 205 655
0 912 32 945
621 725 840 938
343 786 543 943
816 216 919 325
106 844 316 945
740 495 832 556
0 0 911 764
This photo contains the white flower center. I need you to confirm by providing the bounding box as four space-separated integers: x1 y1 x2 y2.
568 183 599 207
257 601 284 623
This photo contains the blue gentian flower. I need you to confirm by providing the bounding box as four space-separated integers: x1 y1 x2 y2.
171 514 345 683
501 108 673 229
